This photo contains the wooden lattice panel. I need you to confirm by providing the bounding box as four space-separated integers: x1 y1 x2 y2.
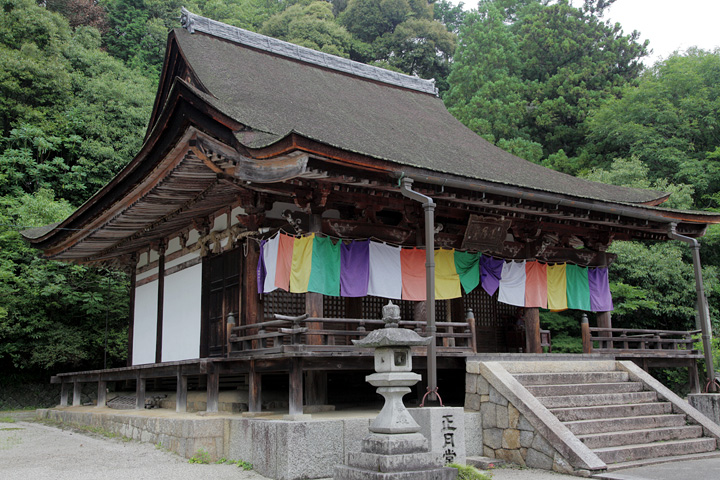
262 290 304 317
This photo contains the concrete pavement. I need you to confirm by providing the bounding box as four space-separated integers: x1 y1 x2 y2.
2 412 719 480
592 455 720 480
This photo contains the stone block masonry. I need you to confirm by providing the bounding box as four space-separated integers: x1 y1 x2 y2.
464 360 607 476
35 405 484 480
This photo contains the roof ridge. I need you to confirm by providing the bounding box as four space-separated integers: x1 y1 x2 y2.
179 8 438 96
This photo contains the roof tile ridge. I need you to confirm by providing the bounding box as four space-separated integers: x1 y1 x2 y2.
179 8 438 96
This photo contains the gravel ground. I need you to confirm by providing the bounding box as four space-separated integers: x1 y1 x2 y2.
0 418 578 480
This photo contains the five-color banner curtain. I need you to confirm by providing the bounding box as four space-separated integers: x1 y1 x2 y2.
257 233 613 312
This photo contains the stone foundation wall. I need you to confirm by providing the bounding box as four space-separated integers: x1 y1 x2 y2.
464 371 574 474
35 407 483 480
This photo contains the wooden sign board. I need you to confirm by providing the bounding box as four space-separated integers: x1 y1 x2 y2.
461 215 511 251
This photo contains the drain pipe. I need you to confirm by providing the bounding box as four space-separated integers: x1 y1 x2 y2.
668 224 717 393
400 177 438 403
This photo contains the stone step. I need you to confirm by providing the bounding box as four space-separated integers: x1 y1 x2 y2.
594 437 717 464
500 360 616 374
564 414 687 435
550 401 673 422
598 450 720 473
513 371 629 386
538 391 658 409
578 425 703 449
525 382 644 397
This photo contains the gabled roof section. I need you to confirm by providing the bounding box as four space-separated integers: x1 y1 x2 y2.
179 8 438 96
173 11 666 205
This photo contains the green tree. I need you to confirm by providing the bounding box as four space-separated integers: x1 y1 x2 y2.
583 157 695 210
338 0 455 90
433 0 466 34
261 1 354 57
584 48 720 207
0 190 129 374
0 0 154 204
577 156 718 334
102 0 284 78
445 0 648 161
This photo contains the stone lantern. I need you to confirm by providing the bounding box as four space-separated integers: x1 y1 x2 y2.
333 301 457 480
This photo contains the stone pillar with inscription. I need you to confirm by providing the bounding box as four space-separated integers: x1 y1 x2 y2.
334 302 457 480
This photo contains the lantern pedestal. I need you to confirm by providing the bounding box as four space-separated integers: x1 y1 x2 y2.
333 302 457 480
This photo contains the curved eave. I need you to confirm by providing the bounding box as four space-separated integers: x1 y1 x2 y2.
232 128 715 228
26 78 243 257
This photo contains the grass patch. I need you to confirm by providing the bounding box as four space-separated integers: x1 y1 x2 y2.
0 416 16 423
215 457 253 470
189 448 212 464
37 417 132 442
447 463 493 480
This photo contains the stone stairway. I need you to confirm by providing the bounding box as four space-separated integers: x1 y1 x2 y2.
510 361 719 471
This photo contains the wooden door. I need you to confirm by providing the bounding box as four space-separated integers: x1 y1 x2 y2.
202 248 241 357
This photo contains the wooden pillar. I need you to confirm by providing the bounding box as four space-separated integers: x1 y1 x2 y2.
414 301 427 333
97 380 107 408
289 358 304 416
581 314 593 354
128 256 137 367
445 300 455 347
245 240 261 326
155 243 166 364
596 311 612 349
689 359 701 394
59 382 70 407
466 308 477 353
524 307 542 354
597 311 612 329
176 368 187 413
249 360 262 413
135 375 146 409
206 362 219 413
305 213 327 405
72 381 82 406
306 214 324 346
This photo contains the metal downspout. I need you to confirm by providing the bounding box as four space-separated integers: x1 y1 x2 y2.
400 177 438 402
669 224 717 392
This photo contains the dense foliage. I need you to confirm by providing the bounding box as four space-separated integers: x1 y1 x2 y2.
0 0 148 378
444 0 648 161
1 0 719 392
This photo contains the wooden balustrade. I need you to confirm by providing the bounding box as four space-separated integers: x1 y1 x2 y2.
582 327 701 357
229 314 476 356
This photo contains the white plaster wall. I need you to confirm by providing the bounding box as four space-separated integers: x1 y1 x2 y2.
161 263 202 362
136 266 158 283
165 251 199 271
133 280 158 365
166 237 182 256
